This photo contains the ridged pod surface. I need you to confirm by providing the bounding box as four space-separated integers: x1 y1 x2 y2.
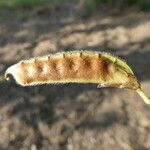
4 51 150 105
5 51 139 90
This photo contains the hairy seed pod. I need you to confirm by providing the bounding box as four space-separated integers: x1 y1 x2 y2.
4 51 150 104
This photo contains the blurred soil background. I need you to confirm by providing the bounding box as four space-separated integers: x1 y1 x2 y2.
0 0 150 149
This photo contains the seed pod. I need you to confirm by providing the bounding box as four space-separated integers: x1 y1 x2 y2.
4 51 150 104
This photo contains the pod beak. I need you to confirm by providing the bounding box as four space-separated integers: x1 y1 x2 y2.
0 74 5 82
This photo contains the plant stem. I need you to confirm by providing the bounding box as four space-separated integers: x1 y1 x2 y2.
136 88 150 105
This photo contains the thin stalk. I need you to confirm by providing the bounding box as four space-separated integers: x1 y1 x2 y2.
136 88 150 105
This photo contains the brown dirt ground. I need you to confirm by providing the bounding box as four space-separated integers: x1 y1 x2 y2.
0 3 150 150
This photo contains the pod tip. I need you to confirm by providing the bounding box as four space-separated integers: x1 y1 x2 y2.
0 75 5 82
